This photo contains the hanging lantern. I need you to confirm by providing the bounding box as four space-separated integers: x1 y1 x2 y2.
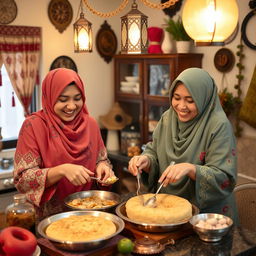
182 0 239 46
121 0 148 54
73 1 93 53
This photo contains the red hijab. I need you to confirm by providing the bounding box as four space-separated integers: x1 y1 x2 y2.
15 68 105 204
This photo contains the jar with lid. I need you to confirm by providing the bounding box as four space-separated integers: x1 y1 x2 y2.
5 194 35 233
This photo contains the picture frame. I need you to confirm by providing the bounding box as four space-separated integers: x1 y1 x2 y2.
96 20 117 63
50 55 78 72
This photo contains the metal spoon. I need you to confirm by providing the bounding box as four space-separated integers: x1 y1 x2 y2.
91 176 119 185
143 161 175 208
136 172 141 196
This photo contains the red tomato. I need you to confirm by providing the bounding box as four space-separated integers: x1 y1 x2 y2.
0 227 37 256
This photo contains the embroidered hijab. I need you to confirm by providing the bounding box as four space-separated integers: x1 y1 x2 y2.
142 68 237 219
14 68 106 206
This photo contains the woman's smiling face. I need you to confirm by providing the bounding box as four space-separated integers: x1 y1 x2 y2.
54 83 83 122
171 83 198 122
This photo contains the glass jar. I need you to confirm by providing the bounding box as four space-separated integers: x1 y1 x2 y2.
121 124 141 156
5 194 35 232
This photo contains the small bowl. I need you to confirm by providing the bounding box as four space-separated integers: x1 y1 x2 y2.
189 213 233 242
64 190 121 212
125 76 139 82
37 210 125 251
120 81 136 87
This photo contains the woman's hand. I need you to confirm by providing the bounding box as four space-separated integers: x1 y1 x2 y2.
61 164 94 186
158 162 196 186
46 163 94 187
95 162 115 186
128 155 150 176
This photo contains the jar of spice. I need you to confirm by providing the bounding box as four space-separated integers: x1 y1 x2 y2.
5 194 35 233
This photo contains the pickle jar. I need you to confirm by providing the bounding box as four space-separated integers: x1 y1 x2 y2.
5 194 35 232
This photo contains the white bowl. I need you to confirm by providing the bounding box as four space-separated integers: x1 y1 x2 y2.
125 76 139 82
121 81 136 87
120 87 134 93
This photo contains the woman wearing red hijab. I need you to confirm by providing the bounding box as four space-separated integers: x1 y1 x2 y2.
13 68 114 218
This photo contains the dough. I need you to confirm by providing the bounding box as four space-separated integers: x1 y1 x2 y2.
126 193 192 224
46 215 116 241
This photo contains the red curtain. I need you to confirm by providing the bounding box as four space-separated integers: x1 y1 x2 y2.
0 25 41 116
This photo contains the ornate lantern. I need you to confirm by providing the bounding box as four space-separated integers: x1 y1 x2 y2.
73 0 93 53
121 0 148 54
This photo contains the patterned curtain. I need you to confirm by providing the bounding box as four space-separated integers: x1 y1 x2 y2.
0 25 41 116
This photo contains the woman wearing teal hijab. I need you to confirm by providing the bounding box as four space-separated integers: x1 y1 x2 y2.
128 68 238 222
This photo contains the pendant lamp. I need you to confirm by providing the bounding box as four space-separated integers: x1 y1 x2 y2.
73 0 93 53
182 0 239 46
121 0 148 54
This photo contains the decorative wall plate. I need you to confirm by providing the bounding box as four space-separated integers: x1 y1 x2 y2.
50 56 78 72
96 21 117 63
48 0 73 33
214 48 235 73
0 0 17 24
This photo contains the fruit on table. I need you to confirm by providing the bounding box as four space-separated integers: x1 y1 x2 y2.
117 238 134 254
0 227 37 256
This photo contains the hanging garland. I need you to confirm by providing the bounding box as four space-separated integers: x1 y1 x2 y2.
233 40 245 137
83 0 179 17
83 0 129 18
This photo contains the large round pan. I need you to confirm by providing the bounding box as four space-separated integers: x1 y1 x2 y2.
115 201 199 233
63 190 121 212
37 210 125 251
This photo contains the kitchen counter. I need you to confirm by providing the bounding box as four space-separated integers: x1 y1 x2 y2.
159 227 256 256
1 192 256 256
37 226 256 256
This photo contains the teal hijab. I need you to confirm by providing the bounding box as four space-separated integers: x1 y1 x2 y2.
142 68 238 222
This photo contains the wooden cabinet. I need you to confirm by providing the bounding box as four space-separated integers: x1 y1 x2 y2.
114 53 203 145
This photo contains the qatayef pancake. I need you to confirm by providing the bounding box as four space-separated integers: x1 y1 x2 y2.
126 193 192 224
46 215 116 241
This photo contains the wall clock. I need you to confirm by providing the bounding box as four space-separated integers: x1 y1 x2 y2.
0 0 17 24
50 56 78 72
96 21 117 63
214 48 235 73
241 9 256 50
48 0 73 33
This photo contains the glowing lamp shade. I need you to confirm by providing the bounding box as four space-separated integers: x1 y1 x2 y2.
74 12 93 53
121 1 148 54
182 0 239 46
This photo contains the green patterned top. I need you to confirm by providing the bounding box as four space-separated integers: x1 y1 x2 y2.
141 68 238 223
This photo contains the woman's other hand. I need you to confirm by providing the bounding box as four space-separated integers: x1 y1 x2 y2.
158 162 196 186
128 155 150 176
95 162 115 186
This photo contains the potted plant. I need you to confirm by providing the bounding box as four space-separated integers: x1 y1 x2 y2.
218 88 239 116
164 16 192 53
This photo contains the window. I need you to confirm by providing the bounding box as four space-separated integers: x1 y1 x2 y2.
0 65 38 149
